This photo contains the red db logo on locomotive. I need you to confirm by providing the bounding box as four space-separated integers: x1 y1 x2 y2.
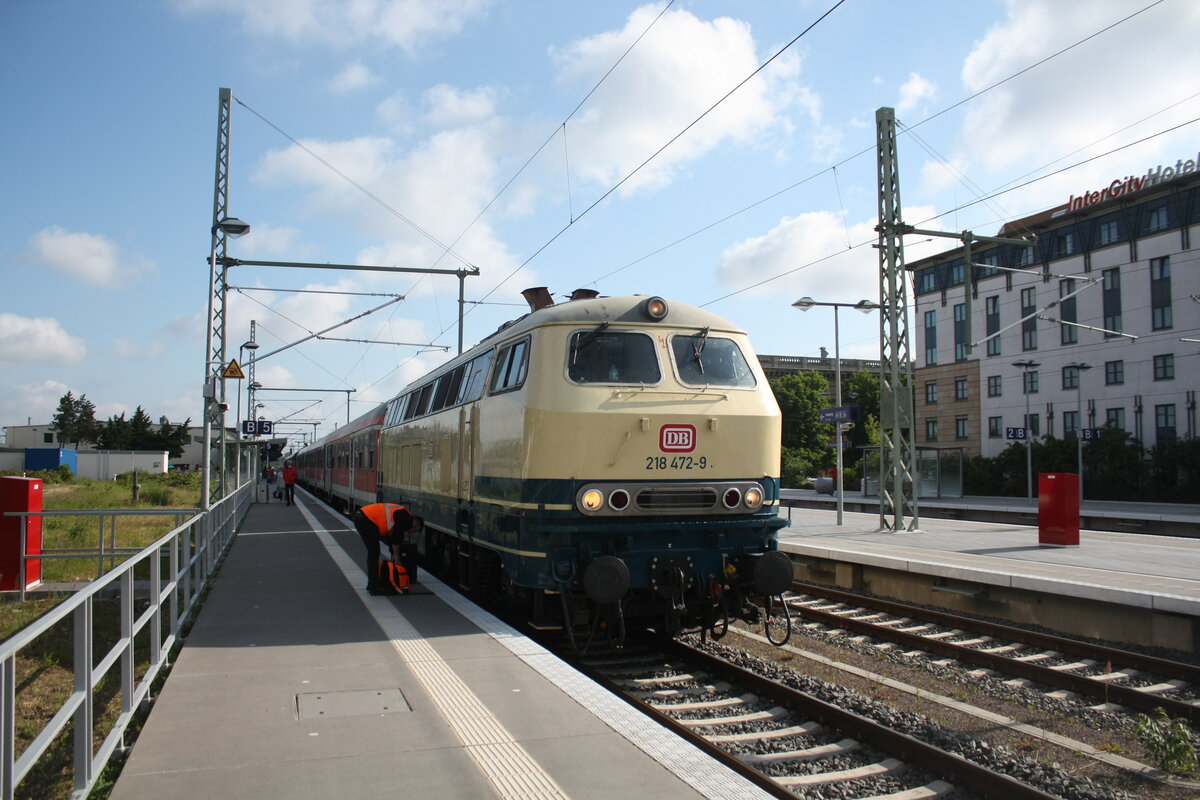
659 424 696 452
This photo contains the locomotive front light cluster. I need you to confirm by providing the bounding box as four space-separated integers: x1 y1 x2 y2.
576 481 767 515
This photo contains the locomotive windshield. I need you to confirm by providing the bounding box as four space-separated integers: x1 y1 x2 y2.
567 330 661 384
670 333 756 387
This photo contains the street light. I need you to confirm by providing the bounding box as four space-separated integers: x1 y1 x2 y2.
1067 362 1092 505
792 296 880 525
235 335 259 488
1012 360 1040 501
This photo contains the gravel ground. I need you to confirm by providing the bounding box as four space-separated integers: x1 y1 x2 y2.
695 621 1200 800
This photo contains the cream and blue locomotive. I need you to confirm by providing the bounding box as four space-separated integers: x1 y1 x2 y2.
376 289 792 641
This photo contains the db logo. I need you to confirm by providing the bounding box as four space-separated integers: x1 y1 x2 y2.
659 424 696 452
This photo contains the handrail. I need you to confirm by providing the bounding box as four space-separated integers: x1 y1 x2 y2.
0 483 253 800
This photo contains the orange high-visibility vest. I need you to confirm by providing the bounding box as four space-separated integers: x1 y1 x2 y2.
360 503 407 537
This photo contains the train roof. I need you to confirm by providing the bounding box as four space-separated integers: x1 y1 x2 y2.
488 294 746 341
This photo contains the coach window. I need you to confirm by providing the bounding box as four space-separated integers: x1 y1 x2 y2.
568 330 660 384
491 337 530 393
670 333 756 388
412 383 434 417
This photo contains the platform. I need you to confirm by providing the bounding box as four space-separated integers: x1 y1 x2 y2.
109 493 775 800
777 505 1200 652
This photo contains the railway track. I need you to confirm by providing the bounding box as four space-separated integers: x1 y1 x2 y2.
780 582 1200 726
572 639 1063 800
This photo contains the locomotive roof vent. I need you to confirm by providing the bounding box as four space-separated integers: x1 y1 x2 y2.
521 287 555 312
569 288 600 301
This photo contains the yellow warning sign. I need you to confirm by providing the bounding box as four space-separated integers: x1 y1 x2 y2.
222 359 246 380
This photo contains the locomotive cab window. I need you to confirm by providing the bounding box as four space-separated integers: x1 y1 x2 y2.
490 337 530 393
670 332 756 387
567 329 660 384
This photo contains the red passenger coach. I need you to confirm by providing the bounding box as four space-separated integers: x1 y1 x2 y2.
295 404 385 512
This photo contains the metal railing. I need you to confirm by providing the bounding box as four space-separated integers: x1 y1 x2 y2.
0 483 253 799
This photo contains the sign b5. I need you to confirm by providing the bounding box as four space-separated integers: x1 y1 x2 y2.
660 424 696 452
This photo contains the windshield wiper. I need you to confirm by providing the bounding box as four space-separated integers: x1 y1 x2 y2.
691 327 710 374
571 322 609 364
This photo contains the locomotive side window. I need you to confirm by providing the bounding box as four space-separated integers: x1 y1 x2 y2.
490 338 530 393
568 330 660 384
670 333 756 388
458 350 495 404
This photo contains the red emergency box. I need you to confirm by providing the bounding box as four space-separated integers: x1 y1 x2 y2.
1 476 44 590
1037 472 1080 547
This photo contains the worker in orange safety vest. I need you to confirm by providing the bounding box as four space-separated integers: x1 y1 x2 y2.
354 503 424 595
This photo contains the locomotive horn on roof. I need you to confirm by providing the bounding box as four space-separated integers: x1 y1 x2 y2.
522 287 554 311
569 288 600 301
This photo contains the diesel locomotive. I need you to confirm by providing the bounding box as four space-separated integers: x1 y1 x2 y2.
298 289 793 644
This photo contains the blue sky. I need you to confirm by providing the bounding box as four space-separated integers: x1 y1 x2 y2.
2 0 1198 449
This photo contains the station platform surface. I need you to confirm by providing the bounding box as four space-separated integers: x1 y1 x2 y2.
778 503 1200 618
109 492 776 800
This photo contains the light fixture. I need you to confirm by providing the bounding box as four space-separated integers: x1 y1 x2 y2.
216 217 251 237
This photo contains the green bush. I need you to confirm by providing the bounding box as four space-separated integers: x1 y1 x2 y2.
142 487 173 506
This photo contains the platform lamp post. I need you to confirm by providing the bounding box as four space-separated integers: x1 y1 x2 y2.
792 296 880 525
1012 359 1040 501
1068 362 1092 505
202 216 251 511
236 333 259 488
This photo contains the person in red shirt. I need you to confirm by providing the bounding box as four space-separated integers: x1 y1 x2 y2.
282 461 298 505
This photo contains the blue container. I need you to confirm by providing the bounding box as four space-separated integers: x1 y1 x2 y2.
24 448 78 474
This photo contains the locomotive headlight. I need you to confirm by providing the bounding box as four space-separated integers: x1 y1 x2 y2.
722 488 742 509
744 485 764 510
581 489 605 511
642 296 668 321
608 488 630 510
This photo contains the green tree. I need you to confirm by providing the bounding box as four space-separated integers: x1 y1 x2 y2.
50 391 100 448
841 370 880 465
97 412 131 450
770 372 834 487
128 407 154 449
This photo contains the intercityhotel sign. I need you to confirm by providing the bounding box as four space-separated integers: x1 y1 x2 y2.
1067 151 1199 212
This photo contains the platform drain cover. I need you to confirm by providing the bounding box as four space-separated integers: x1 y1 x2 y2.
297 688 411 720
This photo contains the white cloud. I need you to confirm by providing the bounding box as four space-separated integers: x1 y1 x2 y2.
28 226 122 287
714 205 943 300
957 0 1200 186
326 60 378 93
550 5 792 194
0 313 87 366
175 0 492 55
422 84 498 128
113 339 167 360
234 222 307 257
896 72 937 116
0 379 72 428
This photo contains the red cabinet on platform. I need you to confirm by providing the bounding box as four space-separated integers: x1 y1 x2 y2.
1038 472 1080 547
0 476 44 590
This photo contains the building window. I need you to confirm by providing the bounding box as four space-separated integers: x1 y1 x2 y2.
1026 413 1040 438
1106 407 1125 431
925 381 938 404
1018 246 1035 267
1021 287 1037 351
1098 219 1119 246
1023 370 1039 395
43 433 54 444
985 295 1001 356
1147 205 1168 233
1102 267 1122 336
925 419 939 442
1059 279 1077 345
953 303 967 362
1105 360 1124 385
954 377 968 401
1063 409 1080 439
1150 256 1172 330
950 261 964 286
988 416 1003 438
917 269 935 294
955 416 969 440
1153 353 1175 380
924 310 937 366
1062 366 1080 390
1155 404 1176 442
987 375 1002 397
1055 231 1075 258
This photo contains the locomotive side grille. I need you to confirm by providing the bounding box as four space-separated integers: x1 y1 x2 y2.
635 487 718 511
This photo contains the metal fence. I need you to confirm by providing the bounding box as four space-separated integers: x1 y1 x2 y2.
0 483 252 799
